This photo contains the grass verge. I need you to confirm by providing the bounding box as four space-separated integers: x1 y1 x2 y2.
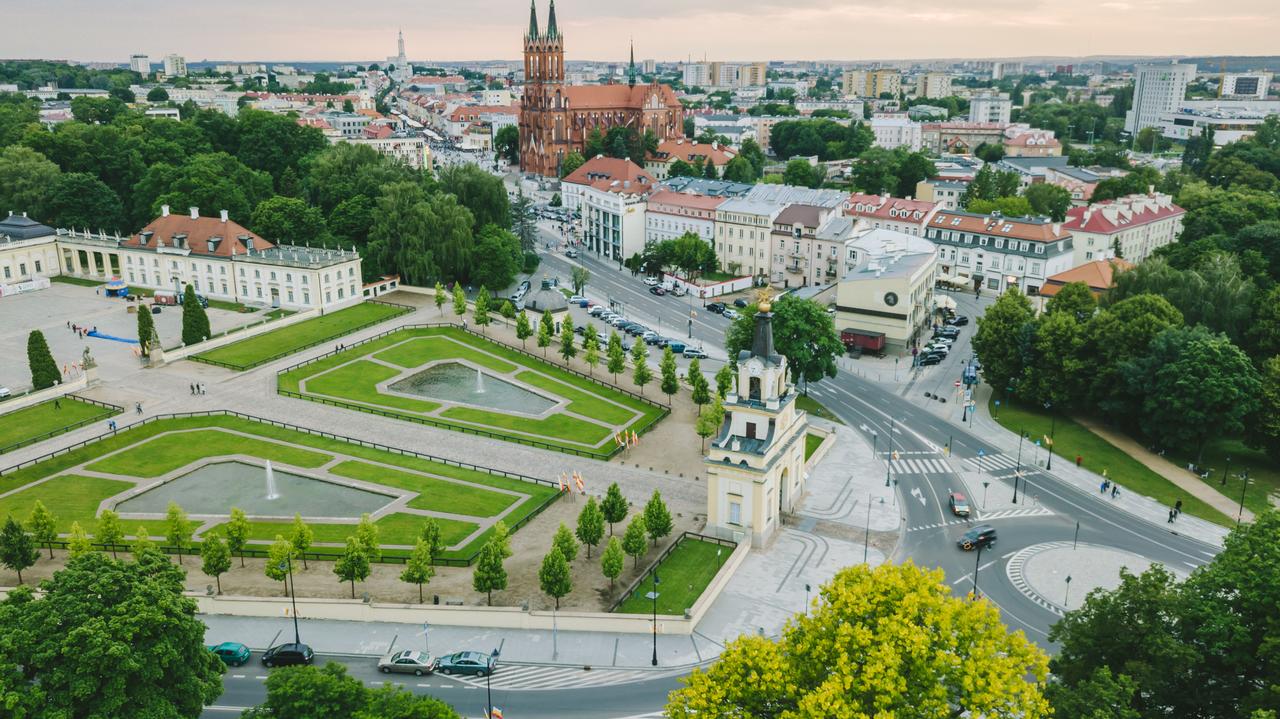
615 538 727 615
193 302 408 369
804 433 823 462
796 394 844 424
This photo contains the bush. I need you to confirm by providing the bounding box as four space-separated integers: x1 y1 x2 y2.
522 251 541 273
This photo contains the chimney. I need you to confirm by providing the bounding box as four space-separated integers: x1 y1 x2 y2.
189 207 199 220
161 204 170 217
220 209 229 223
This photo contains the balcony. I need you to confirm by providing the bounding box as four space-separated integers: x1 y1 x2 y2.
785 264 803 274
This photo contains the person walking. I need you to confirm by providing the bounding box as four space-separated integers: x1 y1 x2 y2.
1168 509 1176 523
135 402 142 415
54 399 60 410
190 382 195 395
1075 454 1082 467
1174 499 1183 517
1111 483 1120 499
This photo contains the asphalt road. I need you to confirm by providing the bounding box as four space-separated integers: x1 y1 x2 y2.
205 652 682 718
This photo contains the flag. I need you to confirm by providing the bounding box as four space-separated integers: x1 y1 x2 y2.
558 473 568 492
615 432 624 447
574 471 584 492
490 708 503 719
630 430 639 447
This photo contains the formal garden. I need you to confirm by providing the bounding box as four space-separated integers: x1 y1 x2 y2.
277 325 669 458
191 301 410 370
0 396 121 454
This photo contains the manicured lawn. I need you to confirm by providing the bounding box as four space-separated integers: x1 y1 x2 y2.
85 429 331 477
0 397 119 452
990 398 1233 525
0 475 132 531
307 361 441 413
804 433 824 461
514 371 638 425
796 394 844 424
615 538 728 615
1163 437 1278 519
441 405 613 444
51 276 104 288
229 514 478 548
375 337 517 373
193 302 408 369
328 460 519 516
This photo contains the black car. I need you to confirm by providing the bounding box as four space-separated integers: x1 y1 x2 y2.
706 302 726 314
649 286 666 296
957 525 997 551
947 316 970 326
262 643 314 668
919 354 942 366
733 298 748 308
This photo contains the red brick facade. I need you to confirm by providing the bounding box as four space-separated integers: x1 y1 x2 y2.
519 1 684 177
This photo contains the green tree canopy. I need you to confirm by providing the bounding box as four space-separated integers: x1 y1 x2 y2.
724 297 843 394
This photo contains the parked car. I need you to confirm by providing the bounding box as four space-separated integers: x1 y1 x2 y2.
918 354 942 366
946 316 970 326
568 295 588 306
0 386 10 399
588 305 606 317
436 651 496 677
665 340 687 354
377 649 436 676
706 302 726 314
957 525 997 551
670 286 686 297
649 286 666 296
519 280 531 292
609 316 628 327
564 249 578 258
948 491 971 517
208 642 251 667
926 344 950 356
733 298 748 308
643 277 660 286
642 330 660 344
262 643 314 668
683 347 708 359
722 308 740 320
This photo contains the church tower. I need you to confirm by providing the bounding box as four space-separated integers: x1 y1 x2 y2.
703 294 809 547
520 1 567 176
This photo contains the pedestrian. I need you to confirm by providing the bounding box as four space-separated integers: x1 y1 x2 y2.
201 383 206 395
190 382 195 395
66 321 70 329
1174 499 1183 516
1075 454 1082 467
1111 484 1120 499
1100 480 1108 493
1168 509 1175 523
135 402 142 415
54 399 60 410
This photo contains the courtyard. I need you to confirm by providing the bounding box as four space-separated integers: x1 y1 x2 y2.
278 325 668 458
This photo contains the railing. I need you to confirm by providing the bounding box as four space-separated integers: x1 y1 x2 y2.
609 532 739 612
188 300 415 371
0 408 565 566
0 396 124 456
273 322 670 459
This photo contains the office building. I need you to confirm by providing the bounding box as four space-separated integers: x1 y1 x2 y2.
835 228 939 351
1125 62 1196 133
162 54 187 77
129 54 150 74
870 114 923 151
1220 72 1272 99
1159 100 1280 145
915 72 952 99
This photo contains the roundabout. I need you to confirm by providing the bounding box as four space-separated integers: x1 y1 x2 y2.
1005 540 1189 615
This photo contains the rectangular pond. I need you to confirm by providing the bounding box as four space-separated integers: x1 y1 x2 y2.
389 362 557 414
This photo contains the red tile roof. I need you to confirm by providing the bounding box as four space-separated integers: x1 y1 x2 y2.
1063 195 1185 235
562 157 656 194
124 211 272 257
647 138 736 166
931 211 1069 242
563 82 681 111
1039 258 1135 296
843 193 939 221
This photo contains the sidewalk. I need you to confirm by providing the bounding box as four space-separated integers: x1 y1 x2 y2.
966 383 1229 547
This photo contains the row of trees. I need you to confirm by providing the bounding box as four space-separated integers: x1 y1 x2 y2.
959 164 1074 221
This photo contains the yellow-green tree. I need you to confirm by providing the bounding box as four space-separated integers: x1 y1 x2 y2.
666 562 1051 718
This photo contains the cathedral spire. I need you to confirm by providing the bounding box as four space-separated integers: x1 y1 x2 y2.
527 0 539 38
628 40 636 87
546 0 559 38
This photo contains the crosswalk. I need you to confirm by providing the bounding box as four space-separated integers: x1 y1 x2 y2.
907 506 1053 532
887 457 953 474
448 664 675 691
964 453 1024 473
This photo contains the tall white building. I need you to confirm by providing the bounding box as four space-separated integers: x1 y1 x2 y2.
387 30 411 83
915 72 952 100
683 62 710 88
129 54 151 74
1221 72 1272 99
969 92 1012 124
162 54 187 77
1125 62 1196 133
870 114 923 151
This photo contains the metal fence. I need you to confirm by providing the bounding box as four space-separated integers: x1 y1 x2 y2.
189 300 415 371
609 532 739 612
273 322 671 459
0 396 124 456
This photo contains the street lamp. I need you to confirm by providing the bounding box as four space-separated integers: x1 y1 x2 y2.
885 419 894 487
971 542 984 600
648 572 661 666
277 555 301 646
1043 402 1056 471
1237 469 1251 524
1220 455 1231 487
1013 430 1026 503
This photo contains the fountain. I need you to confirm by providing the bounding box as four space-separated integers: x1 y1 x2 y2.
265 460 280 500
475 367 486 394
388 362 557 413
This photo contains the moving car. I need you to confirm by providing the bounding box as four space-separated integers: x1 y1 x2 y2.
208 642 251 667
643 277 660 286
649 286 666 296
436 651 496 677
706 302 726 314
918 354 942 366
377 649 436 676
722 308 740 320
564 249 578 258
683 347 708 359
262 643 314 668
948 491 971 517
956 525 997 551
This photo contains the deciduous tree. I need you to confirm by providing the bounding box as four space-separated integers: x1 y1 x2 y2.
696 394 725 451
643 491 673 546
400 539 435 604
972 288 1036 396
715 364 734 398
164 502 193 564
606 331 626 380
0 516 38 584
289 514 314 569
659 346 679 401
552 522 579 563
515 311 532 348
333 536 371 599
559 318 577 363
472 539 507 605
601 482 628 535
473 286 491 333
724 296 843 394
224 507 250 567
265 534 294 596
95 509 124 559
622 515 648 568
451 281 466 319
631 341 652 394
575 497 605 558
538 546 572 610
354 513 380 560
200 534 232 594
26 500 57 559
601 536 624 587
66 521 93 559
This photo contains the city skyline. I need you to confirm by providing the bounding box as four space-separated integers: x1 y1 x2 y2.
8 0 1278 65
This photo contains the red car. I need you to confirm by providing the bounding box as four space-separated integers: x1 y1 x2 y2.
948 491 970 517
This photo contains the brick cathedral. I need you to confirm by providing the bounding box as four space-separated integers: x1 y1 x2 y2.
518 0 685 177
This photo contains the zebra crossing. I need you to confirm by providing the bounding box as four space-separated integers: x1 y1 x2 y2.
907 506 1053 532
886 457 953 475
964 453 1025 473
448 664 675 691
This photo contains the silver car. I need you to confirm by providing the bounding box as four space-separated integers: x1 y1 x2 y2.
377 649 436 676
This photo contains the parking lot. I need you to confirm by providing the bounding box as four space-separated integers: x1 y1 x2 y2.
0 283 253 393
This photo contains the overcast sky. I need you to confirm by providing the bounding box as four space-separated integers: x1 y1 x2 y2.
11 0 1278 64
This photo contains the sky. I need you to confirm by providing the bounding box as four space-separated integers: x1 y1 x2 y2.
9 0 1279 64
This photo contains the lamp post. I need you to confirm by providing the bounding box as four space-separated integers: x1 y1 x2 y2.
1013 430 1026 503
885 419 894 487
1237 469 1251 524
1044 402 1056 470
971 542 984 599
1220 455 1231 487
277 556 301 646
648 572 661 666
1064 575 1073 609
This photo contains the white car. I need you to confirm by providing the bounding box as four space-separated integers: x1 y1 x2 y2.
722 308 740 320
643 277 659 286
588 306 606 317
925 343 950 355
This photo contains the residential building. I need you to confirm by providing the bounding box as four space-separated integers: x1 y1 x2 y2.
835 228 938 351
771 205 856 288
921 122 1007 154
563 157 656 260
714 185 846 280
519 3 683 177
704 300 808 547
870 114 923 151
682 62 710 88
1061 192 1184 265
1125 62 1196 133
1220 72 1272 99
319 111 372 138
1159 100 1280 145
660 176 754 198
446 104 518 139
129 54 150 74
925 210 1074 295
1003 128 1062 157
1037 258 1134 309
642 59 657 74
343 132 431 170
969 91 1012 124
737 63 768 87
162 54 187 77
915 72 952 100
914 178 969 211
644 138 736 180
842 68 900 98
842 194 942 236
794 99 864 117
995 155 1073 189
644 191 725 245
